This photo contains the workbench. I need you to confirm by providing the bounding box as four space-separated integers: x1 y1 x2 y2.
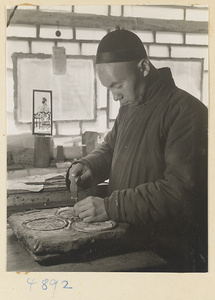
7 227 167 272
7 166 168 272
7 166 72 217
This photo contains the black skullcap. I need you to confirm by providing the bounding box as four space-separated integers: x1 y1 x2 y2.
96 28 147 64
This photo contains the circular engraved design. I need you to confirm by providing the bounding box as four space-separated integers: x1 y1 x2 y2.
72 220 117 233
22 217 68 231
55 207 78 220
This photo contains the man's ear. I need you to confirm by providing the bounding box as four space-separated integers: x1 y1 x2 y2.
138 59 150 77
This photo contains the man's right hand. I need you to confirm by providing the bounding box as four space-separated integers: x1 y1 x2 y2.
69 163 93 188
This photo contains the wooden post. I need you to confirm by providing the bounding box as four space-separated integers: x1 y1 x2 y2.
34 136 51 168
82 131 98 157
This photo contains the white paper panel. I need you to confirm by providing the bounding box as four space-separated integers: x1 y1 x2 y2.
15 55 95 122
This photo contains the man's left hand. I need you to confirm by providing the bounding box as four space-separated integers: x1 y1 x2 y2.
73 197 109 222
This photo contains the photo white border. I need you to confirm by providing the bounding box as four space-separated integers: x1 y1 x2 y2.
0 1 214 299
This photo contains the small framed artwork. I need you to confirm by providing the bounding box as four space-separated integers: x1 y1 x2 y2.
33 89 52 135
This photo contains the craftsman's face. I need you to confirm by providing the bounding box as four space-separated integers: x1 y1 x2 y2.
97 60 149 106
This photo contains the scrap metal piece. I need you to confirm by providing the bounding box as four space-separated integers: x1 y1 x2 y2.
70 174 78 202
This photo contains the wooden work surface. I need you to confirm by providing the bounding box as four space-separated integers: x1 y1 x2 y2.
7 228 167 272
7 167 72 217
7 168 167 272
7 167 106 218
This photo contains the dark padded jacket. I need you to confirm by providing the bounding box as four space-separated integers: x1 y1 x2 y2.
67 68 208 267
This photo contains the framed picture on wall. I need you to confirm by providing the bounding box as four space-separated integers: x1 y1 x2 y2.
32 89 52 136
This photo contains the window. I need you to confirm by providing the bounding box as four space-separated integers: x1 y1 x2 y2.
13 53 96 123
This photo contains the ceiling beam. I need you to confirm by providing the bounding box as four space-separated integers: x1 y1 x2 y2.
7 9 208 34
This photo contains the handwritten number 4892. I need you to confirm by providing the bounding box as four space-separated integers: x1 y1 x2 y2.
27 278 72 296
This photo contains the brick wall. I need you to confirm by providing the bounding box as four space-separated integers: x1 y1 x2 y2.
7 5 208 137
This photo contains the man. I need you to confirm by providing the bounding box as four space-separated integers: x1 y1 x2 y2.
66 29 208 271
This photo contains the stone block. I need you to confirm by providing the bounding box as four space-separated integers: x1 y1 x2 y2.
149 45 169 57
57 42 80 55
7 40 30 68
171 45 208 70
7 25 37 38
134 30 154 43
124 5 184 20
185 33 208 45
81 43 98 55
40 26 73 40
156 32 184 44
76 28 107 40
74 5 108 15
38 5 72 12
110 5 122 16
185 8 208 21
31 41 55 54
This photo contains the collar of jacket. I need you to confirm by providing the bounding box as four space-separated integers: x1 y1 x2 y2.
142 67 176 105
